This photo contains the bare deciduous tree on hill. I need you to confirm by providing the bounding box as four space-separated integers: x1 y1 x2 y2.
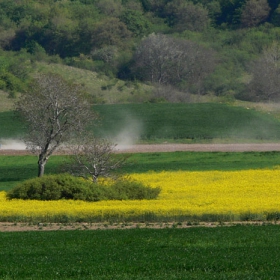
133 33 178 85
16 73 97 177
247 42 280 101
133 33 216 94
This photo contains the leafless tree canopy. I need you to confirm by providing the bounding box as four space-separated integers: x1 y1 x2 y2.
133 33 216 94
247 42 280 101
16 73 97 177
133 33 177 85
65 137 128 183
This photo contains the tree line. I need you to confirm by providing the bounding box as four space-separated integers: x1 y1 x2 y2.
1 0 280 101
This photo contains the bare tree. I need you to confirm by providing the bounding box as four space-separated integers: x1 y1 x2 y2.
65 136 128 183
133 33 216 94
247 42 280 101
240 0 270 28
16 73 97 177
133 33 179 85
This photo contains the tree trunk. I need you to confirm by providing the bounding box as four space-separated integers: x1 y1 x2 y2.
38 155 48 177
92 175 98 183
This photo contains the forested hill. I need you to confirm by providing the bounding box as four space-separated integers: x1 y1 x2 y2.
1 0 280 103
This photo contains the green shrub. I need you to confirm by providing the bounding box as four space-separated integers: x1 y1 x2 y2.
107 178 161 200
6 174 105 202
6 174 161 201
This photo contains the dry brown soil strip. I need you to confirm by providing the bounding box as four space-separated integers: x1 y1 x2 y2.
0 221 278 232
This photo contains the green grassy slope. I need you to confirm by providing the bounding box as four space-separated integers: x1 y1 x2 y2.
93 103 280 142
1 226 280 279
0 111 25 139
0 91 14 112
2 103 280 141
35 62 154 104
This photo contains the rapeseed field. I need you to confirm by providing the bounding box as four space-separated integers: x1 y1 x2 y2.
1 169 280 222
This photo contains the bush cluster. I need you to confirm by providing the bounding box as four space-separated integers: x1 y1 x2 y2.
107 178 161 200
6 174 160 202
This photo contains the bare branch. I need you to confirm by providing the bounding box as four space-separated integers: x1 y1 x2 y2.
133 33 216 94
16 73 98 177
247 42 280 101
64 136 128 183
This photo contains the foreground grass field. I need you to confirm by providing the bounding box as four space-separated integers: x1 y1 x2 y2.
2 155 280 280
1 226 280 279
1 100 280 279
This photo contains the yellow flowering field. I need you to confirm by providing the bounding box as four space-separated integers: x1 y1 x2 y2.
1 169 280 222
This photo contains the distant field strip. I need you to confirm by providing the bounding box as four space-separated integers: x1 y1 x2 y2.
3 103 280 141
1 169 280 222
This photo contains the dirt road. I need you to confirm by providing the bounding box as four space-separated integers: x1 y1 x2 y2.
115 143 280 153
2 143 280 155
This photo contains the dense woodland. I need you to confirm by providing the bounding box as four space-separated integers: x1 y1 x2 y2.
1 0 280 102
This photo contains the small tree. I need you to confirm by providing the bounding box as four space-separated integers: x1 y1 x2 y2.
65 136 128 183
16 73 97 177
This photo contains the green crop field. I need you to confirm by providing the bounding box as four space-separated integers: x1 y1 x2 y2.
0 111 25 139
2 1 280 277
0 156 66 191
2 102 280 280
1 226 280 279
93 103 280 142
2 103 280 141
1 151 280 191
122 151 280 173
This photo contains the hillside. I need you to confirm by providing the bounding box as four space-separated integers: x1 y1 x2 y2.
2 103 280 144
0 0 279 103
